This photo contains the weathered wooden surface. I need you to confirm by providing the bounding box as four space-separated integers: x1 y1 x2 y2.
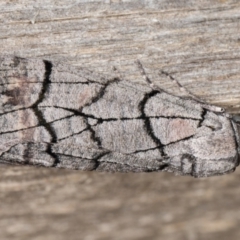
1 0 240 239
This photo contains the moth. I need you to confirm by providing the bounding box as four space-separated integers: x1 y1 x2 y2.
0 56 239 177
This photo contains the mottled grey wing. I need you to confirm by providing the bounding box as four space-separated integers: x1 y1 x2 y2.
0 56 238 177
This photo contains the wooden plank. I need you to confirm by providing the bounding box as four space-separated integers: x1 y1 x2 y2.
0 1 240 239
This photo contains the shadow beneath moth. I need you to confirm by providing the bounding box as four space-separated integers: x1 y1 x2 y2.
0 56 239 177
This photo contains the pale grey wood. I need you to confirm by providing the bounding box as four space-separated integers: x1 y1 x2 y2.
0 1 240 240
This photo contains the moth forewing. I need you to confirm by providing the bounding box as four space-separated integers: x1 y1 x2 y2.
0 56 239 177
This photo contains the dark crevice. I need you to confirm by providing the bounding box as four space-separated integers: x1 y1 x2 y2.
94 160 161 172
59 114 102 148
128 146 162 154
0 107 31 116
0 81 40 86
147 115 200 120
139 90 166 157
58 127 89 141
0 125 39 135
49 81 102 85
92 152 111 170
88 125 102 148
144 163 169 172
50 152 87 160
39 105 200 124
0 113 77 135
30 60 60 167
46 114 75 124
158 164 169 171
46 143 59 167
0 80 104 86
198 108 207 127
39 106 83 116
198 108 227 131
163 134 195 149
96 115 200 123
31 60 52 108
80 77 120 111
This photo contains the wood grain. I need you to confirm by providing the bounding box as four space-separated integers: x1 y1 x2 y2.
1 1 240 239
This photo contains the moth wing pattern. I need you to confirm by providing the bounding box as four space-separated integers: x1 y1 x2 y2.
0 56 239 177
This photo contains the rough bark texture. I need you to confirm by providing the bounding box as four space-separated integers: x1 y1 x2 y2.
1 0 240 239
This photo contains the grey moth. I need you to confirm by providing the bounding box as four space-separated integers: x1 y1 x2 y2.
0 56 239 177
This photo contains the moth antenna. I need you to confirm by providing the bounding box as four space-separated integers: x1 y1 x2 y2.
160 70 205 101
160 70 225 113
136 60 224 113
136 60 162 91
